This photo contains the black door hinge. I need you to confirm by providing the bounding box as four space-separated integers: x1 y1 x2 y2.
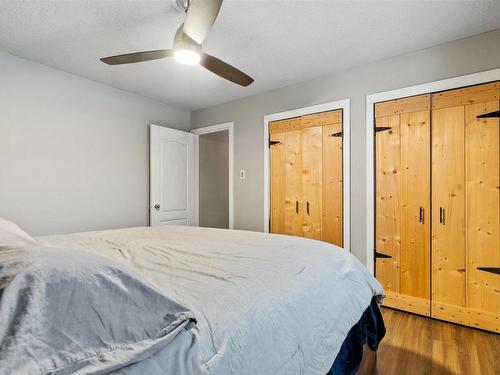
329 131 343 137
375 251 392 259
477 110 500 119
477 267 500 275
269 140 281 148
375 127 392 133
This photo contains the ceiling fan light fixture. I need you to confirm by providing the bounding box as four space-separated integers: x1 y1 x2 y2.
174 49 201 65
100 0 254 86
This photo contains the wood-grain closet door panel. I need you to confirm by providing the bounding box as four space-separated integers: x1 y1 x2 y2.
322 122 343 246
302 126 323 240
400 110 431 300
284 130 303 236
375 115 401 293
465 100 500 314
432 106 466 307
270 132 286 234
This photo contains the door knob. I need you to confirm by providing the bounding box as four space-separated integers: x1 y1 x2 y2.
154 204 160 211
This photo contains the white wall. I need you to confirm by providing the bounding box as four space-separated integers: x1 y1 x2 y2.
191 29 500 265
0 52 190 236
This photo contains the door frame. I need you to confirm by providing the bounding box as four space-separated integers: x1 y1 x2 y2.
366 67 500 275
191 122 234 229
263 98 351 251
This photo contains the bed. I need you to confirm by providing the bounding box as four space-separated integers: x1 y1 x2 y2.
1 224 384 374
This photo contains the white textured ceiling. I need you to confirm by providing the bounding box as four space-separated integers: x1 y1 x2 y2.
1 0 500 110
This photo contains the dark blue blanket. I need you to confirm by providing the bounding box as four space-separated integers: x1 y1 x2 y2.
327 298 385 375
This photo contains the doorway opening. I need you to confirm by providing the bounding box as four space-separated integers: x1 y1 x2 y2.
191 122 234 229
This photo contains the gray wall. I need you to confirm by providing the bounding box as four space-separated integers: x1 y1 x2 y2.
199 130 229 229
191 29 500 265
0 52 190 236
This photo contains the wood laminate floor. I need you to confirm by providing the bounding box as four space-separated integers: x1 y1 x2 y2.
377 307 500 375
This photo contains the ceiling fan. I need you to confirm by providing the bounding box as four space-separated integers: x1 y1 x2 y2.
100 0 254 87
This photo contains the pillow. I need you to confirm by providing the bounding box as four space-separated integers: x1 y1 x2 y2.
0 217 40 250
0 247 196 375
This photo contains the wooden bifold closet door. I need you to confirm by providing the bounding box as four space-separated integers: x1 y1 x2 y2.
431 82 500 333
269 110 343 247
375 94 431 316
375 81 500 333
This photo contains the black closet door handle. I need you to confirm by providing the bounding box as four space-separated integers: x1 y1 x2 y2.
295 200 299 214
306 201 310 216
439 207 446 225
419 207 424 223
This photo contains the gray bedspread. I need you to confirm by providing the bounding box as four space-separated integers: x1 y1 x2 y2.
0 247 195 375
38 225 384 374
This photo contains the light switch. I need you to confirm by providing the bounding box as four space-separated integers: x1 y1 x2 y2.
240 170 246 179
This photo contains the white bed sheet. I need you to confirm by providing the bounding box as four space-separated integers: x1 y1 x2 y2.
39 225 383 375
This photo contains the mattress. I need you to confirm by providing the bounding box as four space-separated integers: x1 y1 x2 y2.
39 225 384 374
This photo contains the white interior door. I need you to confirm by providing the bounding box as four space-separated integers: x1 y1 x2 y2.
150 124 198 226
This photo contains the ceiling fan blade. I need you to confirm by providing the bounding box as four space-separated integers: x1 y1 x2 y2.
100 50 174 65
183 0 223 45
200 53 254 87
